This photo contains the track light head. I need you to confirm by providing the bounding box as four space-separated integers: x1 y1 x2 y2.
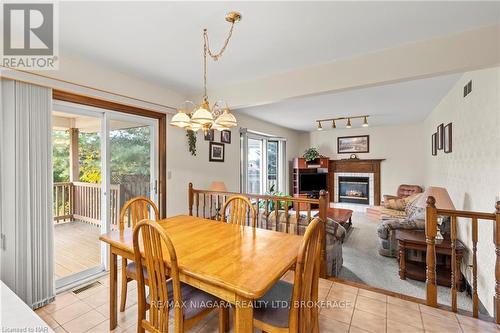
362 116 369 127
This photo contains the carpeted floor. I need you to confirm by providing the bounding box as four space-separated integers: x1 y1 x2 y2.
339 211 474 312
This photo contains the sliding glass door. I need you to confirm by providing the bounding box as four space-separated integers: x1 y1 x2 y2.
241 130 286 195
108 114 158 232
52 101 158 290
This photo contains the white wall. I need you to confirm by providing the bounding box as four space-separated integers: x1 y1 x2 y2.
423 66 500 315
166 112 305 216
308 123 426 197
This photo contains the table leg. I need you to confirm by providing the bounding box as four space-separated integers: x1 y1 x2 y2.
234 298 253 333
110 250 118 330
399 243 406 280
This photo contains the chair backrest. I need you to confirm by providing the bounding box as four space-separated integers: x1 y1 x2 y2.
120 196 160 231
133 220 183 333
397 184 423 198
221 195 256 227
289 218 323 332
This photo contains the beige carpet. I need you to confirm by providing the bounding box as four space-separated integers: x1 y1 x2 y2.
339 211 477 313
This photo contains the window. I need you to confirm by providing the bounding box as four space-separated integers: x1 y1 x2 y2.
241 129 286 194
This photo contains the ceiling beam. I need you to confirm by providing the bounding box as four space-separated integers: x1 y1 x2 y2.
206 24 500 109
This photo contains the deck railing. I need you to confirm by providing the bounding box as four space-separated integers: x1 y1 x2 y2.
425 196 500 323
53 182 121 227
188 183 330 278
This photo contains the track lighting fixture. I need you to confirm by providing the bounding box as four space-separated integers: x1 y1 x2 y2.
314 115 370 130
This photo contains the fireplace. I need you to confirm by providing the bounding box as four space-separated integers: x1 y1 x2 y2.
338 176 370 205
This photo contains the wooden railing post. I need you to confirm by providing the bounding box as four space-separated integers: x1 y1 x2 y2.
494 201 500 324
188 183 194 216
318 190 328 279
425 195 438 307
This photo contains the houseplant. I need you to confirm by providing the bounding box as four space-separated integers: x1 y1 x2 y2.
303 147 320 162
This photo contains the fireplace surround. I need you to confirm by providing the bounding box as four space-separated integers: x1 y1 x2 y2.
339 176 370 205
328 159 385 206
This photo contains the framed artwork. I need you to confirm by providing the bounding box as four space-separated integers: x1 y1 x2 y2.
204 129 215 141
437 123 444 150
221 130 231 144
209 142 225 162
431 132 437 156
337 135 369 154
444 123 452 153
436 124 444 150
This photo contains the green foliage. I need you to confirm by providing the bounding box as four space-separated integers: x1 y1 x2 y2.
186 130 197 156
52 130 70 182
52 126 151 184
303 147 320 162
259 184 292 211
79 132 101 183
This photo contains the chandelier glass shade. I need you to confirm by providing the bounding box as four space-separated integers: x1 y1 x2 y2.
170 12 241 133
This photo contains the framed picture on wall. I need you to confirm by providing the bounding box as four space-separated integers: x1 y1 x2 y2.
209 142 225 162
431 132 437 156
437 123 444 150
337 135 369 154
221 130 231 144
204 129 215 141
444 123 452 153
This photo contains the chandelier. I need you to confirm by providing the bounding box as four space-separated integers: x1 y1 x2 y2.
170 12 241 133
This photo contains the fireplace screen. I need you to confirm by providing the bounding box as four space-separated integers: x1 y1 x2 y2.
339 176 370 205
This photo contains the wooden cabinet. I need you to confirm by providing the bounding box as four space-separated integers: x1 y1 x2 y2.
292 157 330 196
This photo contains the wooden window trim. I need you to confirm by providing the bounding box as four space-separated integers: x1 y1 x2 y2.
52 89 167 218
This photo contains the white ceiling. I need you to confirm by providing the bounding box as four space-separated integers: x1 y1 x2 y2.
59 1 500 95
235 73 462 131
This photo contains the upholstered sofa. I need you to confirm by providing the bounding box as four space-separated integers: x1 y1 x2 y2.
257 209 345 277
376 194 426 257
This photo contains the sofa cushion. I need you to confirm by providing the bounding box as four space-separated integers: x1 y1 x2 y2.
404 193 425 221
377 218 425 240
383 197 407 210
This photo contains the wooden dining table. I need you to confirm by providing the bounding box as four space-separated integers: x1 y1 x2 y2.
99 215 303 333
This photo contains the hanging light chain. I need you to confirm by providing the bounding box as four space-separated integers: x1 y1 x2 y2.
203 22 236 61
202 21 236 100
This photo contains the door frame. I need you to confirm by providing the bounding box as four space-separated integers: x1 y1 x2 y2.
53 90 167 217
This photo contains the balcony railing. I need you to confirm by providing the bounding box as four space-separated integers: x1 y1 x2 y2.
53 182 121 228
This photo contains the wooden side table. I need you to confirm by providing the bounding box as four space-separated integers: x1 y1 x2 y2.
396 230 465 290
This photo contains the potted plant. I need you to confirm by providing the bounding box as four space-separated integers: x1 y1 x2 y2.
303 147 320 165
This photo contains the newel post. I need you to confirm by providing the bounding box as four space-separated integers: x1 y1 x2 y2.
188 183 194 216
494 201 500 324
425 195 438 307
318 190 328 279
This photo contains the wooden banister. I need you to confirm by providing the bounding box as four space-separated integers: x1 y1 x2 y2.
425 196 500 323
188 184 330 278
425 196 438 307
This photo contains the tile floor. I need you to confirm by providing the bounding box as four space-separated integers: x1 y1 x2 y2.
36 272 499 333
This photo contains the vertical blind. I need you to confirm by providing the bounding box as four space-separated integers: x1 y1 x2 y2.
0 79 54 309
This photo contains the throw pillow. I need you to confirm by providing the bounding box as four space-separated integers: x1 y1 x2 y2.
383 197 407 210
405 193 424 221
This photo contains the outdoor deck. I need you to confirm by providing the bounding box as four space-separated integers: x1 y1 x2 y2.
54 221 101 279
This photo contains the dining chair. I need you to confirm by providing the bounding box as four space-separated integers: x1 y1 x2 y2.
221 195 256 227
253 218 323 333
133 220 228 333
119 196 160 312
